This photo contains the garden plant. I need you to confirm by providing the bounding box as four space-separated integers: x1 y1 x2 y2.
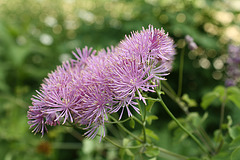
27 24 240 160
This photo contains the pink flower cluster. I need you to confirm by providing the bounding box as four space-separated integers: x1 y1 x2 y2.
27 25 175 139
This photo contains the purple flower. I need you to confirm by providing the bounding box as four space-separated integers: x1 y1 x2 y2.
225 44 240 87
28 24 176 140
185 35 198 50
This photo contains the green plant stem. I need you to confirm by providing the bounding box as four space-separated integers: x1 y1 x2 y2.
154 90 207 153
219 89 227 132
159 99 207 153
162 85 189 114
156 146 189 160
104 137 142 149
138 100 147 143
216 89 227 153
107 117 131 124
109 115 143 143
194 127 215 154
132 115 143 125
177 48 185 97
162 82 216 153
162 81 177 97
200 128 216 155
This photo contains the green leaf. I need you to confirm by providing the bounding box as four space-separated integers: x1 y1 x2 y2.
230 136 240 150
229 126 240 140
201 85 227 109
214 85 225 101
186 112 208 128
211 151 231 160
213 130 223 143
144 145 160 157
182 94 197 107
227 86 240 109
122 138 130 147
231 147 240 160
129 118 135 129
125 149 134 158
145 128 159 140
148 157 157 160
201 92 218 109
146 115 158 125
146 99 156 112
119 148 126 159
227 86 240 95
228 95 240 109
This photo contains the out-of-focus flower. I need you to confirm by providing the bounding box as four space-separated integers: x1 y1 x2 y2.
185 35 198 50
225 44 240 87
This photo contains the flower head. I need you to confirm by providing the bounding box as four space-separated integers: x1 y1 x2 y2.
28 24 176 140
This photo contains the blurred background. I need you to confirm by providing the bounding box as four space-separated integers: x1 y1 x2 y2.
0 0 240 159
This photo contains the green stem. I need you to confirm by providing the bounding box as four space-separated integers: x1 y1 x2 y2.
177 48 185 97
198 127 215 154
104 136 123 148
216 88 227 153
132 115 143 125
162 81 177 97
156 146 189 160
138 100 147 143
104 137 142 149
107 117 131 124
159 98 207 153
162 85 189 114
109 115 143 143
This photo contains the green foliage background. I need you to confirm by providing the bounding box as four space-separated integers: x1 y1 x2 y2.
0 0 240 159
